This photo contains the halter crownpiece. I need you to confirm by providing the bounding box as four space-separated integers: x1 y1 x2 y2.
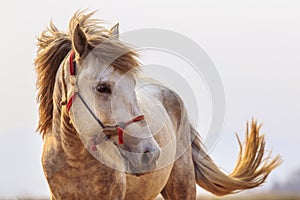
65 50 145 147
69 50 76 75
66 50 77 112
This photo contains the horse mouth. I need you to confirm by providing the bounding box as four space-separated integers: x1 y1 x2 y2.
125 160 157 177
126 171 147 177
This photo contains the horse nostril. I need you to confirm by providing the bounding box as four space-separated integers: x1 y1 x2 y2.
142 149 160 164
142 151 150 163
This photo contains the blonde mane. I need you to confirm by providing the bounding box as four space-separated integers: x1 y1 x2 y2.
35 11 139 136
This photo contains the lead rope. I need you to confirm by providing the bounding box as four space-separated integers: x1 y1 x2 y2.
65 50 144 149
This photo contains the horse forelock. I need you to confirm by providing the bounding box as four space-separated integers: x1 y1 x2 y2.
35 10 140 137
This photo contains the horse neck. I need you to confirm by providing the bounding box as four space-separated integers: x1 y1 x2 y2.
52 67 89 161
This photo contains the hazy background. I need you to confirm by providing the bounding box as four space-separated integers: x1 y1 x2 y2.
0 0 299 198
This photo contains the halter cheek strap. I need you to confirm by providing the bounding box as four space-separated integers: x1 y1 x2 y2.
66 50 106 130
65 50 144 147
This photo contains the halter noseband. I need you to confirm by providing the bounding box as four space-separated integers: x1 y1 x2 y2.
65 50 144 149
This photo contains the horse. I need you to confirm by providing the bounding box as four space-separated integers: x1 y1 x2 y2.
35 11 282 200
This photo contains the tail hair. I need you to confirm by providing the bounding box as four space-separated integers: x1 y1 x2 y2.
192 120 282 196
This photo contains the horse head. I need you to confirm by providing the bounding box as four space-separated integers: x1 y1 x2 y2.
62 22 161 175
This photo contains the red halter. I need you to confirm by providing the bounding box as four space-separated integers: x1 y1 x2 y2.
66 51 144 147
66 51 77 112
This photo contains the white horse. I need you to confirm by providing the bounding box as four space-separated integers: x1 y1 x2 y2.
35 11 281 199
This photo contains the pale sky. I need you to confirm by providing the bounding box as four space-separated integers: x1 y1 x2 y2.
0 0 299 198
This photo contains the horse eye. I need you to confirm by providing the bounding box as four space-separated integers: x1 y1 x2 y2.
96 82 112 94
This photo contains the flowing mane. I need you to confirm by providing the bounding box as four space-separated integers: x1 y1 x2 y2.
35 11 139 136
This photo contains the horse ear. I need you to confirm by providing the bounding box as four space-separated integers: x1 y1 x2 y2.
73 24 89 58
110 23 119 39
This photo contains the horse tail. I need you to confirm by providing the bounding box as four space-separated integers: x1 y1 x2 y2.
191 120 282 196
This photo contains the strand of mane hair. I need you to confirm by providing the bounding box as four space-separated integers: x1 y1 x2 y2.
35 21 72 137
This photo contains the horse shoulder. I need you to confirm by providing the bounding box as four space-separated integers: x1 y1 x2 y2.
42 131 65 177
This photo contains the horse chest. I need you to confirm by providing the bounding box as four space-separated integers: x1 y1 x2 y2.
42 138 125 199
125 165 174 200
47 160 125 199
